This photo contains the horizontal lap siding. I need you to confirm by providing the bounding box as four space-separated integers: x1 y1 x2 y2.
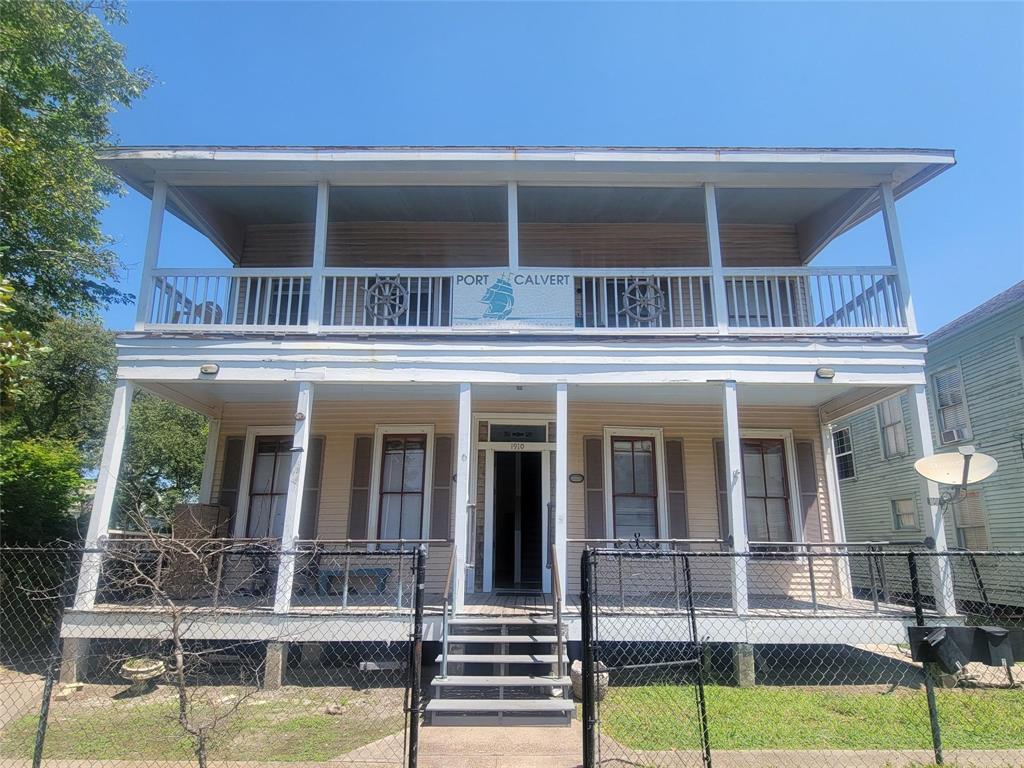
210 400 834 598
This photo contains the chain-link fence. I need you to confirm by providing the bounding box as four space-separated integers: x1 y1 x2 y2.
579 546 1024 768
0 540 427 768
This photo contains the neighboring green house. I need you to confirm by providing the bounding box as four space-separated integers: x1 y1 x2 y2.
835 280 1024 550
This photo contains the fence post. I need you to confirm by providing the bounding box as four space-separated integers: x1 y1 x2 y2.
407 547 426 768
682 555 712 768
909 551 944 766
580 548 597 768
33 544 80 768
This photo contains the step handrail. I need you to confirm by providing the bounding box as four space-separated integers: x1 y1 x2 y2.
550 543 565 678
440 547 457 678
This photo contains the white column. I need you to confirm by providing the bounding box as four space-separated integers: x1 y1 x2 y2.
274 382 315 613
198 412 222 505
879 183 919 335
75 380 135 609
134 179 168 330
704 183 729 334
554 383 569 600
722 380 749 614
452 383 473 610
307 181 329 333
820 420 853 598
906 383 957 615
507 182 519 270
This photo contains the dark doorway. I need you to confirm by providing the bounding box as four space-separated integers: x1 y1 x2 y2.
493 451 543 591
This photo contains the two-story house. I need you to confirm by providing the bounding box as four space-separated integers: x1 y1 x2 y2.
64 146 962 722
834 281 1024 552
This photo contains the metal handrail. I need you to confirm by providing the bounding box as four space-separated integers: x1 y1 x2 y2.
550 543 565 678
439 547 457 678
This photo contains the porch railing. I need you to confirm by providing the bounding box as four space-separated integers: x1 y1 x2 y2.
140 265 912 335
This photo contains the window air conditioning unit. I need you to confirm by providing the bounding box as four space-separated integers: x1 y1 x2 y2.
942 428 967 444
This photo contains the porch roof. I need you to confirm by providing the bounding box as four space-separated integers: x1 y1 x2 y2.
99 145 955 264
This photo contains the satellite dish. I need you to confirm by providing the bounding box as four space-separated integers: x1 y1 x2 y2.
914 447 997 487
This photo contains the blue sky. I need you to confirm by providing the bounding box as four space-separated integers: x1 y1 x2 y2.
101 1 1023 333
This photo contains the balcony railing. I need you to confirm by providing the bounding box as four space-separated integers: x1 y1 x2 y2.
142 265 910 335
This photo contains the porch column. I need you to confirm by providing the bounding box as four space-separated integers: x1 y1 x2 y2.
274 382 315 613
554 383 569 600
134 179 167 330
507 182 519 270
198 410 222 504
307 181 329 333
704 183 729 334
452 383 473 610
819 420 853 598
879 182 919 335
75 380 135 610
906 383 957 616
721 380 749 614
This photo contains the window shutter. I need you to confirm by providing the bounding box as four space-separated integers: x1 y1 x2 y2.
347 435 374 539
430 435 454 540
217 437 245 535
664 438 688 539
794 440 819 536
583 436 605 539
713 439 730 538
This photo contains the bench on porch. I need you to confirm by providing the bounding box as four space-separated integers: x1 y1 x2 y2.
315 565 393 597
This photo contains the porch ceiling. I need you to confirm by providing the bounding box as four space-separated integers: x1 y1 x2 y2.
140 379 904 420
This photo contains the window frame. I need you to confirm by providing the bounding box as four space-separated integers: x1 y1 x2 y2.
891 498 920 532
602 427 669 543
951 489 989 550
832 426 856 481
367 424 435 545
877 396 909 459
930 364 972 444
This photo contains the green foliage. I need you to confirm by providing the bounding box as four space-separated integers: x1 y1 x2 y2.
0 434 83 544
0 278 50 409
118 391 209 525
7 315 116 462
0 0 151 329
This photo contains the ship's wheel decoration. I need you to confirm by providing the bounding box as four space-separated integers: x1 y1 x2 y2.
364 277 409 322
620 279 665 323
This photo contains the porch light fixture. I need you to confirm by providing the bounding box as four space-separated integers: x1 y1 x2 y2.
815 367 836 380
569 473 585 484
199 363 219 375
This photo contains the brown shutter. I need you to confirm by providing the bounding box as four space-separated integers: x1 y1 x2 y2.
299 436 325 539
664 438 688 539
583 436 605 539
795 440 819 536
347 435 374 539
713 439 730 539
217 437 245 535
430 435 454 540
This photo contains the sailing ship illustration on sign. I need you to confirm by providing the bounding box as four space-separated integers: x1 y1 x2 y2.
481 277 515 319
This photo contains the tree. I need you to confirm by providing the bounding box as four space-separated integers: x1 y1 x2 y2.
118 391 209 527
0 434 83 544
7 315 116 462
0 278 50 411
0 0 151 329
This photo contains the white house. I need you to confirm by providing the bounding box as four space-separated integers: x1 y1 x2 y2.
65 145 961 723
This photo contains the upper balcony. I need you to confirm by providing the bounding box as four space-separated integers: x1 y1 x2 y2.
103 146 955 339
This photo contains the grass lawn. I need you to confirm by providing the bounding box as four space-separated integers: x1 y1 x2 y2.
0 689 405 762
602 685 1024 751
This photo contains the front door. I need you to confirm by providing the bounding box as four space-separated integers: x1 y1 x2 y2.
493 451 543 591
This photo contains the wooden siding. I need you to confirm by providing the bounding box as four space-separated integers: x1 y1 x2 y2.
210 399 835 595
837 298 1024 550
237 222 800 268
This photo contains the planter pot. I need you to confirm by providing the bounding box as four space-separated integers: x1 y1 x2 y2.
570 659 608 701
120 658 166 693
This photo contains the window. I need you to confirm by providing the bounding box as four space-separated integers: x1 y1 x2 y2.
878 397 908 458
952 491 988 550
611 437 658 539
741 439 793 543
892 499 919 531
243 435 324 539
932 366 971 443
832 427 855 480
377 434 427 541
